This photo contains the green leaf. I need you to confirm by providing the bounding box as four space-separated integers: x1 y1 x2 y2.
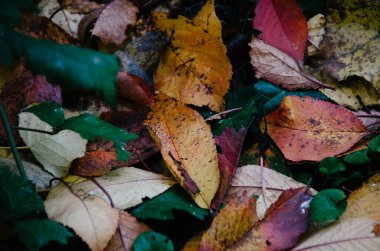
0 168 44 221
23 102 64 127
226 85 255 110
131 185 209 221
319 157 346 175
15 219 73 251
309 189 347 223
344 148 371 165
61 113 137 161
369 135 380 153
2 30 120 105
133 231 174 251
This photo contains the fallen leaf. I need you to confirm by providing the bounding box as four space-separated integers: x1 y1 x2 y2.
199 195 258 251
355 110 380 131
264 96 369 161
182 234 203 251
105 210 149 251
62 167 175 209
153 0 232 112
45 183 119 251
230 188 313 251
249 37 329 90
79 0 138 45
253 0 308 61
211 127 246 211
319 74 380 110
293 218 380 251
341 173 380 222
63 0 104 14
18 112 87 177
133 231 174 251
117 72 153 106
307 14 326 56
320 0 380 90
145 95 219 209
225 165 316 219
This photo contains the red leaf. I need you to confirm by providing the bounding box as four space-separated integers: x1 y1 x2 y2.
253 0 308 61
117 72 153 106
211 127 246 211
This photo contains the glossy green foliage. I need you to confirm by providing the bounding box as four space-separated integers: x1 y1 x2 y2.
23 102 64 128
309 189 347 223
319 157 346 175
369 135 380 153
133 231 174 251
15 219 72 251
61 113 137 161
344 148 371 165
132 185 209 221
0 167 43 220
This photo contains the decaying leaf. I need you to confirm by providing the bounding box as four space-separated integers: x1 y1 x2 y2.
18 112 87 177
45 184 119 251
341 173 380 222
60 167 175 209
153 0 232 112
145 95 219 209
249 37 329 90
307 14 326 56
117 72 153 106
293 218 380 251
355 110 380 131
254 0 308 61
264 96 369 162
225 165 315 219
79 0 138 45
105 210 149 251
320 0 380 90
230 188 313 251
199 196 258 251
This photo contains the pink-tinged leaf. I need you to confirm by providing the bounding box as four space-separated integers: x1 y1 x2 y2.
231 188 313 250
211 127 246 211
117 72 153 106
253 0 308 61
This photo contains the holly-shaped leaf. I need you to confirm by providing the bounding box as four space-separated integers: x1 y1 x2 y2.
153 0 232 112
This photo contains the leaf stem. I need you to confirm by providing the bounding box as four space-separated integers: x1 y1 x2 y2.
0 102 27 179
13 126 56 135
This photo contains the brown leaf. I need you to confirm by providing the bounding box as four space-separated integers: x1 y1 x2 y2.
264 96 369 161
153 0 232 112
145 94 219 208
249 37 330 90
117 72 153 106
230 188 313 251
200 195 258 251
106 210 149 251
80 0 138 45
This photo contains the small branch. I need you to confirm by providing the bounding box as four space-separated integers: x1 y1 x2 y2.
13 126 56 135
205 107 242 121
0 102 27 179
0 146 31 150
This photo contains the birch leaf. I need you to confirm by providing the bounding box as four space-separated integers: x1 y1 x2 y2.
18 112 87 177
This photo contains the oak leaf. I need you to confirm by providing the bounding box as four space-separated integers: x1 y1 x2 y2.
153 0 232 112
145 95 220 208
341 173 380 222
264 96 369 162
249 37 329 90
254 0 308 61
292 218 380 251
79 0 138 45
45 184 119 251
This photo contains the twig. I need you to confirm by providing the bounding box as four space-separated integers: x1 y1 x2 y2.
0 102 27 179
260 156 268 210
13 126 56 135
205 107 242 121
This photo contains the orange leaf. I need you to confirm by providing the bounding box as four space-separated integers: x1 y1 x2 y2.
144 94 219 208
264 96 368 161
153 0 232 112
199 195 258 251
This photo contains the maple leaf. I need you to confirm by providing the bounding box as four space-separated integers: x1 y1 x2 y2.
254 0 308 61
145 94 219 209
263 96 369 162
79 0 138 45
153 0 232 112
249 37 330 90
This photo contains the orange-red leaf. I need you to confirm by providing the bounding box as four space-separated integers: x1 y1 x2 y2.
144 94 219 208
153 0 232 112
253 0 308 61
264 96 368 162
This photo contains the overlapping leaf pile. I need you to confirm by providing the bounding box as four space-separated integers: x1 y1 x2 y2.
0 0 379 250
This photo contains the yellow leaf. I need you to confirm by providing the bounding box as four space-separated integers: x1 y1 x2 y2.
199 196 258 251
341 173 380 221
153 0 232 112
145 94 219 208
